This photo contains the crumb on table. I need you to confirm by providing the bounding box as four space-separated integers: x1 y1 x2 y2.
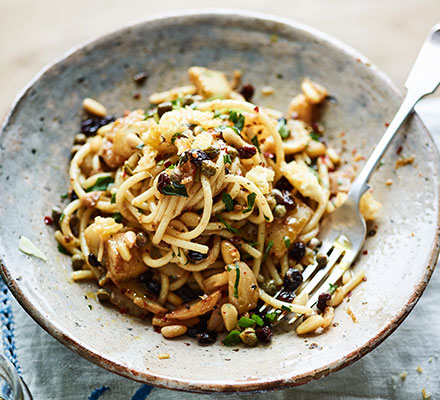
395 155 415 169
158 353 170 360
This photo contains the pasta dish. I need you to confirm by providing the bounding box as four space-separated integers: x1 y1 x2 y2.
53 67 380 346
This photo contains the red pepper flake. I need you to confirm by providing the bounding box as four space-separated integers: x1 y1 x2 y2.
264 152 274 159
346 291 352 298
384 122 390 127
132 91 141 99
396 145 403 155
362 276 367 282
254 106 259 112
119 308 128 314
363 250 368 255
64 235 73 243
123 170 127 178
356 58 361 63
164 160 172 168
44 216 53 225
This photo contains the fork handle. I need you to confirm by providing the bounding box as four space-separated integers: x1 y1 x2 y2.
348 23 440 202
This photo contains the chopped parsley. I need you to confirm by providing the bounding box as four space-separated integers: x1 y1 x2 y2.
251 136 261 153
57 243 69 255
171 132 187 144
283 236 291 249
60 193 69 200
87 304 93 311
277 117 290 139
328 283 338 295
162 181 189 197
112 212 123 223
247 240 258 248
309 132 321 141
216 215 238 234
136 143 145 149
85 176 114 192
251 314 264 327
264 240 274 260
223 330 241 346
229 110 245 131
242 192 257 213
281 305 291 312
265 311 277 323
110 192 117 204
233 261 240 298
222 193 234 212
264 215 270 221
223 154 232 165
59 212 65 222
238 316 255 329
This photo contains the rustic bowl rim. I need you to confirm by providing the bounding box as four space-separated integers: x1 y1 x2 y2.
1 9 439 394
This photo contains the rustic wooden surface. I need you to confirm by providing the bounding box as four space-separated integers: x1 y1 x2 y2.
1 0 439 115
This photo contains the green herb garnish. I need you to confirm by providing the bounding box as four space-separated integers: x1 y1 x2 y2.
281 305 291 312
251 314 264 327
283 236 291 249
85 176 114 192
309 132 321 141
328 283 338 295
110 192 117 204
242 193 257 213
222 193 234 212
229 111 245 131
171 132 187 144
57 243 69 255
223 330 242 346
162 181 189 197
277 118 290 139
157 159 165 166
233 262 240 298
59 212 65 222
136 143 145 149
216 215 238 234
87 304 93 311
112 212 123 223
238 316 255 329
251 136 261 153
265 311 277 323
223 154 232 165
60 193 69 200
247 240 258 248
264 215 270 221
264 240 274 260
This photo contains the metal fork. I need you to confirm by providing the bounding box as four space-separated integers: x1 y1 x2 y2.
261 23 440 325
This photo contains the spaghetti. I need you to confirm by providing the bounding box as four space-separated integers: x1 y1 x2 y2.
55 67 380 345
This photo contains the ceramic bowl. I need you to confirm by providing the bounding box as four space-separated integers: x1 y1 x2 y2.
0 10 439 393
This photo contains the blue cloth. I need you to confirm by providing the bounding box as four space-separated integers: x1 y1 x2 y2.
2 99 440 399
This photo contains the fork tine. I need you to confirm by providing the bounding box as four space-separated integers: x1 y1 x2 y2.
259 240 334 315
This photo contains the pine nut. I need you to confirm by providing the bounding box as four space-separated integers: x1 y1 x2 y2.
82 98 107 117
221 240 240 265
161 325 188 338
221 303 238 331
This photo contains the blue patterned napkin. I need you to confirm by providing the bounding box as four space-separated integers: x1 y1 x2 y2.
1 99 439 400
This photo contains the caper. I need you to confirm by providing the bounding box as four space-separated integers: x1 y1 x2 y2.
96 288 111 302
261 279 277 296
71 254 84 270
136 232 148 248
273 204 286 218
226 147 238 160
74 133 87 145
266 195 277 210
239 327 258 346
169 167 183 183
201 160 217 176
204 146 220 160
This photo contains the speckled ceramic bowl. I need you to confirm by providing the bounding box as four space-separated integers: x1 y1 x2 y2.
0 10 439 393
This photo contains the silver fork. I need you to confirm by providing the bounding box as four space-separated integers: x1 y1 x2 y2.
260 23 440 325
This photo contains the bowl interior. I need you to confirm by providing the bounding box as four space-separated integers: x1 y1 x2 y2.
0 12 438 393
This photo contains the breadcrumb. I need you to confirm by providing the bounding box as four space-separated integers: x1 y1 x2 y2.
158 353 170 360
385 179 393 186
399 372 407 380
417 366 423 373
395 155 415 169
261 86 274 96
422 388 431 399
